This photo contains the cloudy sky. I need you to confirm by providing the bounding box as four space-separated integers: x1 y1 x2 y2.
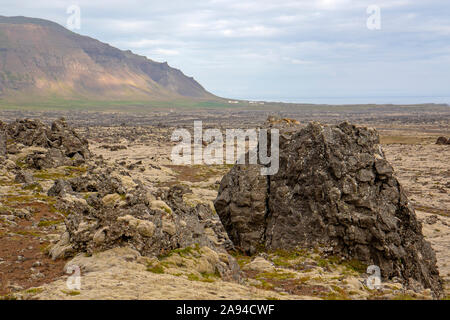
2 0 450 104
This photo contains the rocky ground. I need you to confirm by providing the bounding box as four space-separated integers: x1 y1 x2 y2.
0 111 448 300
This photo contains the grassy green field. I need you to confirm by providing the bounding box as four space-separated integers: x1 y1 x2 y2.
0 98 243 112
1 97 448 113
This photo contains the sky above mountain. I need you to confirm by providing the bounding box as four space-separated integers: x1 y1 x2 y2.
2 0 450 104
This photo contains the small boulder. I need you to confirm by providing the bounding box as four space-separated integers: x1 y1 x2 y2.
0 131 6 156
436 137 449 145
15 170 34 184
48 179 73 197
242 256 275 273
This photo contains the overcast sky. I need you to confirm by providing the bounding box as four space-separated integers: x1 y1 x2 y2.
2 0 450 104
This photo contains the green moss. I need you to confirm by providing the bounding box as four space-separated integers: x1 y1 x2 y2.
32 167 86 181
15 230 40 237
200 271 220 282
49 204 71 217
33 171 67 180
271 257 292 268
146 264 165 274
297 276 311 284
187 273 200 281
255 279 274 290
256 271 296 281
61 290 81 296
40 244 50 254
185 271 219 283
2 194 52 203
64 166 87 174
317 258 330 269
15 158 28 169
327 255 342 264
171 247 195 257
38 219 63 227
272 248 310 260
328 285 351 300
158 246 201 259
342 259 368 274
229 250 252 268
25 288 43 294
23 183 44 192
322 292 351 300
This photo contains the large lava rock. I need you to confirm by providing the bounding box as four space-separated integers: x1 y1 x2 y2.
214 121 442 295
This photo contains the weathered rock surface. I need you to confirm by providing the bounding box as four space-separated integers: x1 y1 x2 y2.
1 117 241 284
0 130 6 156
14 170 34 184
49 168 239 281
0 118 90 168
436 137 449 145
215 121 443 295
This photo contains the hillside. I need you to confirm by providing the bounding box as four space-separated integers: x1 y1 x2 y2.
0 16 217 107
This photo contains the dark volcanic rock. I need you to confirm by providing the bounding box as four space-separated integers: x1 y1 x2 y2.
3 118 90 168
436 137 449 145
214 121 442 295
0 130 6 156
47 179 74 197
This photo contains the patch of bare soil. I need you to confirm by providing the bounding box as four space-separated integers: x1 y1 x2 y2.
0 201 67 296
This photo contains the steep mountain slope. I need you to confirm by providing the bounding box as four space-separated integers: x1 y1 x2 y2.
0 16 216 104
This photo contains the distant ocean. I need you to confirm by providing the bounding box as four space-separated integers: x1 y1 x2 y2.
245 96 450 105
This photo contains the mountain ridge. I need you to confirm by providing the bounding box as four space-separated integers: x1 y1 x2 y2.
0 16 218 105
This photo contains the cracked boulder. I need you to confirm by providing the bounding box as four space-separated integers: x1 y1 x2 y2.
214 121 442 296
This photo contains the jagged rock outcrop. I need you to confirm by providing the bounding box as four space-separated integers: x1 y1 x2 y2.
0 118 90 169
49 168 239 281
1 117 240 282
215 121 442 295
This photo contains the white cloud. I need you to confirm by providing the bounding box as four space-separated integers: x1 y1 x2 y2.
1 0 449 101
152 48 180 56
